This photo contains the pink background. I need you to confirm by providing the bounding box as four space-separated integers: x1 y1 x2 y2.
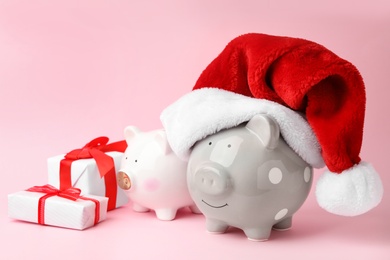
1 0 389 259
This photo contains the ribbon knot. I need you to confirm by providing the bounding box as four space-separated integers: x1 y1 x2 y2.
62 136 117 178
65 137 110 160
27 184 81 200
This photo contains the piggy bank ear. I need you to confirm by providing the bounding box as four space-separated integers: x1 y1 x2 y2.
246 114 280 149
124 126 141 144
155 130 172 155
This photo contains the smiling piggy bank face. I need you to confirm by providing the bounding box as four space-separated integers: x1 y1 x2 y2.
187 114 312 241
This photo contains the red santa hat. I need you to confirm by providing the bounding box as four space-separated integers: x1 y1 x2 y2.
160 33 383 216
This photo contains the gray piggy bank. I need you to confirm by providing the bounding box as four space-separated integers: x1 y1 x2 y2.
187 114 312 241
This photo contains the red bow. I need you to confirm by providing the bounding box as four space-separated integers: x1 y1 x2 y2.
27 184 81 200
64 137 126 178
59 137 126 211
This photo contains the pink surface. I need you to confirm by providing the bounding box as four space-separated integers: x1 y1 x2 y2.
1 0 389 259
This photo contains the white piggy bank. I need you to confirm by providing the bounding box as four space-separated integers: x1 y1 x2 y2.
117 127 200 220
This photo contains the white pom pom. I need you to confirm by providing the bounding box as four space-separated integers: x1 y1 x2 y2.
316 161 383 216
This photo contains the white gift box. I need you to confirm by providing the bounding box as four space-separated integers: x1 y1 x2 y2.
8 190 108 230
47 151 128 210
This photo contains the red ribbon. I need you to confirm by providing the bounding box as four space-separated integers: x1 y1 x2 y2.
27 184 100 226
59 137 126 211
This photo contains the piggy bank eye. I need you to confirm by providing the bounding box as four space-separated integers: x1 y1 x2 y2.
227 144 231 148
208 142 212 145
124 157 137 163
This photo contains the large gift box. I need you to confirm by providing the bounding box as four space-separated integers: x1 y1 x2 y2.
8 185 108 230
47 137 129 211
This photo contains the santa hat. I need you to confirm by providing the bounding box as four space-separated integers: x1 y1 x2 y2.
160 33 383 217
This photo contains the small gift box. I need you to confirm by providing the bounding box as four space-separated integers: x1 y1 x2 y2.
8 185 108 230
47 137 129 211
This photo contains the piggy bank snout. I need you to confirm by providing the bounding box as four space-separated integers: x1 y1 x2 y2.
194 165 230 195
117 171 132 190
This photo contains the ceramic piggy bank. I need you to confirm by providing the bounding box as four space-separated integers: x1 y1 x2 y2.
117 127 200 221
187 114 313 241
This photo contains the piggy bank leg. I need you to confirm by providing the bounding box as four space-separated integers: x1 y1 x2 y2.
133 203 150 213
155 208 178 221
189 205 202 214
206 218 229 234
243 227 272 242
273 216 292 231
